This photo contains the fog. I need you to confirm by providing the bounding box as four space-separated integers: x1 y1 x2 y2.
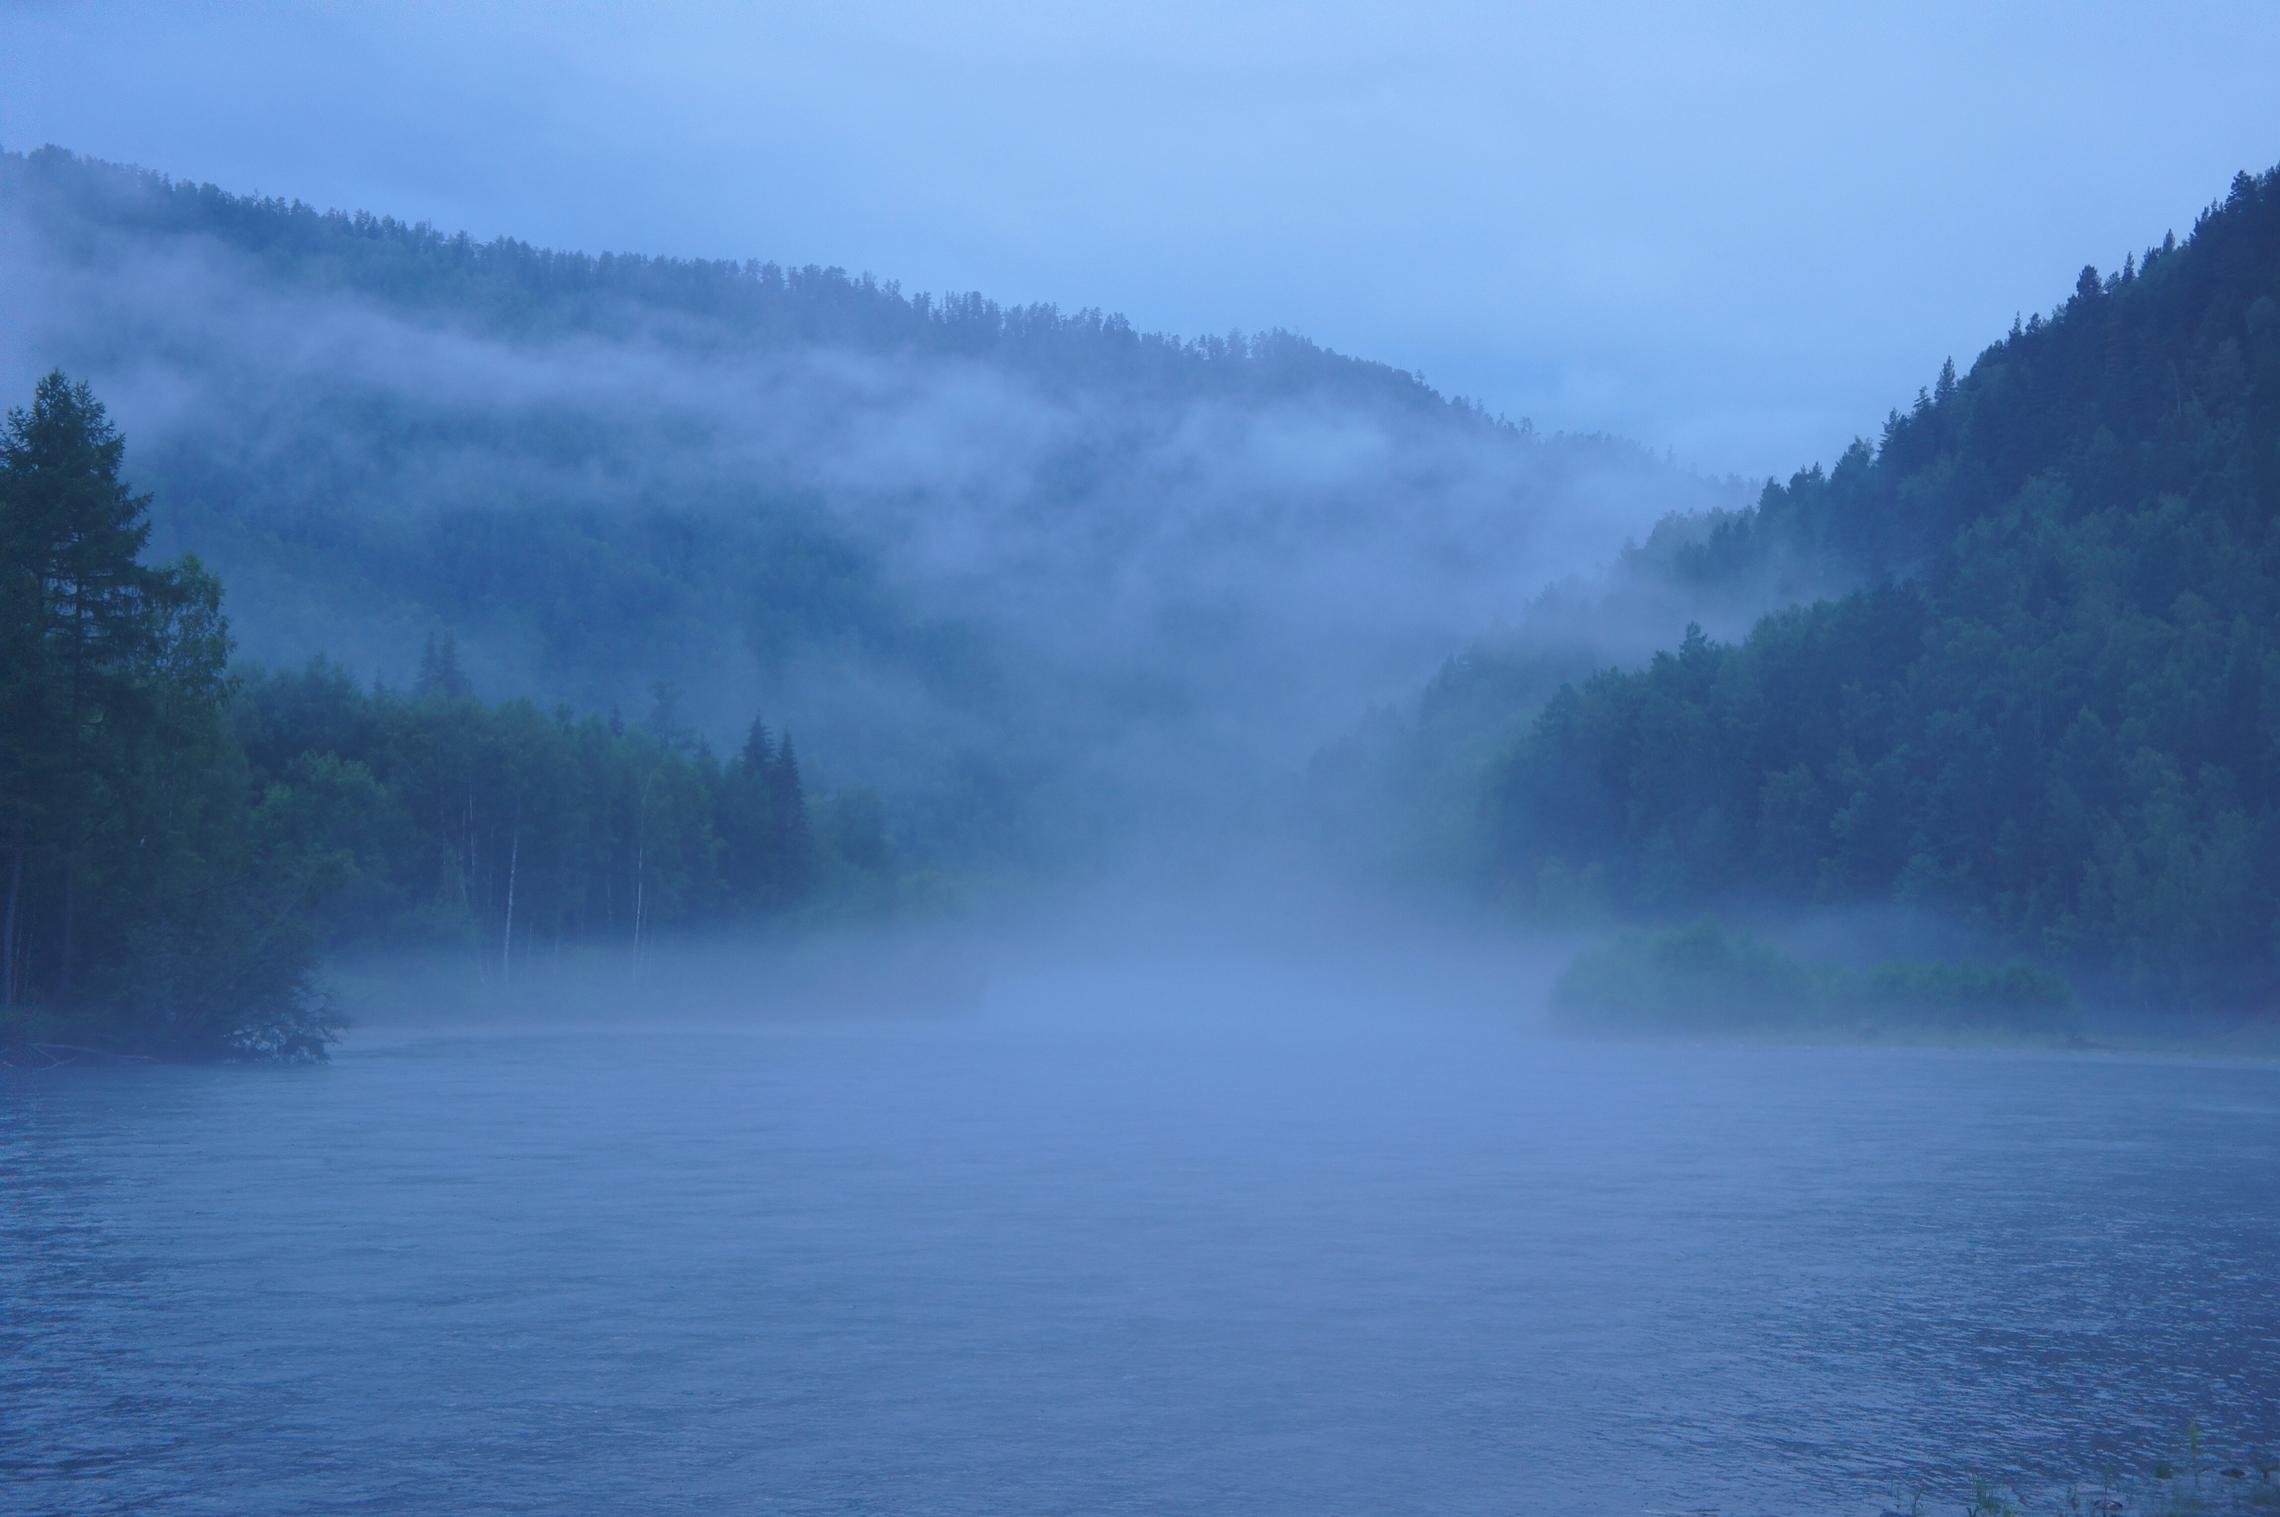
1 147 1764 873
9 18 2280 1504
16 874 2280 1516
7 2 2279 478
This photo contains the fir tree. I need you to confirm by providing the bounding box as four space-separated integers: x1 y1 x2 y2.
415 630 472 699
771 734 813 901
739 715 775 773
0 373 176 1000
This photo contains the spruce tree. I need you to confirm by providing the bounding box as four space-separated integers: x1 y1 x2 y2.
0 373 176 999
739 715 774 773
772 734 813 901
415 630 472 699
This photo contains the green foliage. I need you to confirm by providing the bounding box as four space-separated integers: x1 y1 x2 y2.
0 374 912 1060
1551 921 2077 1038
1966 1476 2021 1517
1552 921 1838 1032
1862 960 2076 1026
4 144 1736 871
1906 1422 2280 1517
229 656 902 961
0 373 338 1057
1491 166 2280 1011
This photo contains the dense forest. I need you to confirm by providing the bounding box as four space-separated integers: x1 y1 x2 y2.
0 374 902 1059
1476 166 2280 1012
0 144 1738 868
11 144 2277 1046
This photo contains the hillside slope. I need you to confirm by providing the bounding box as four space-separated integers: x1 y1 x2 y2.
1482 167 2280 1009
0 146 1735 866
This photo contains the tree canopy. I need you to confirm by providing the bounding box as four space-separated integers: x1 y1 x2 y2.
1481 165 2280 1012
1 375 908 1059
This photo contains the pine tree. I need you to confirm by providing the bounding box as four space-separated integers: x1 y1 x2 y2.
0 456 39 1007
645 679 682 749
771 734 813 901
0 373 178 1000
716 713 782 911
739 715 775 773
415 630 471 699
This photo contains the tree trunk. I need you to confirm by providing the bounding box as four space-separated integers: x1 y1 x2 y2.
462 783 481 984
631 770 655 988
631 859 646 988
59 581 89 1003
2 831 23 1008
57 845 76 1003
501 803 520 987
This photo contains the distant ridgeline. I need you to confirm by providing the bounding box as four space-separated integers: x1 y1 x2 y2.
0 145 1734 869
0 375 908 1061
1476 166 2280 1015
0 145 1450 402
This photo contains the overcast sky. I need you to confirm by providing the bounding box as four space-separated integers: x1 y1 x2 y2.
4 1 2275 479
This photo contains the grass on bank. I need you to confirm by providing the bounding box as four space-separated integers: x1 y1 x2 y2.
2109 1423 2280 1516
1550 918 2079 1042
1888 1422 2279 1515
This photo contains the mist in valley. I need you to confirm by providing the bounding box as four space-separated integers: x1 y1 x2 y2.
7 8 2280 1517
0 147 1766 883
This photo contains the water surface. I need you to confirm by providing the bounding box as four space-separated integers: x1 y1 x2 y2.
6 966 2277 1515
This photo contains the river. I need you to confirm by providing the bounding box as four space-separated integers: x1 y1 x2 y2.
5 958 2277 1515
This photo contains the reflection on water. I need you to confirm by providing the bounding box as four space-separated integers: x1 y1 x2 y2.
5 971 2278 1516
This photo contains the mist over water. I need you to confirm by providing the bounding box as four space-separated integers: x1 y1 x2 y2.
8 943 2278 1516
6 9 2280 1508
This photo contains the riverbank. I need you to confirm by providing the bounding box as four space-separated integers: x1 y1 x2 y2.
1924 1433 2280 1517
1546 920 2279 1057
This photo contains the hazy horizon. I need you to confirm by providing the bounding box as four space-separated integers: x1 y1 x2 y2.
5 1 2276 482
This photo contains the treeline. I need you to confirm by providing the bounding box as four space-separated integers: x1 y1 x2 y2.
1682 171 2279 588
6 143 1740 873
231 648 899 960
0 373 904 1060
1483 167 2280 1012
1550 921 2077 1039
0 145 1475 415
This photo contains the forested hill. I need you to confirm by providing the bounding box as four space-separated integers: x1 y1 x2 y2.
0 145 1737 867
3 145 1460 409
1482 165 2280 1012
1677 170 2280 589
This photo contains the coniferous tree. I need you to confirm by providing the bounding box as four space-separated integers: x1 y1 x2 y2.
0 370 903 1057
772 734 813 901
0 373 337 1052
716 713 780 910
0 373 175 999
0 460 38 1007
739 716 775 773
1476 167 2280 1008
415 630 472 700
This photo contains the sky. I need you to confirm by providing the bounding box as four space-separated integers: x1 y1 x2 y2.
3 0 2276 480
